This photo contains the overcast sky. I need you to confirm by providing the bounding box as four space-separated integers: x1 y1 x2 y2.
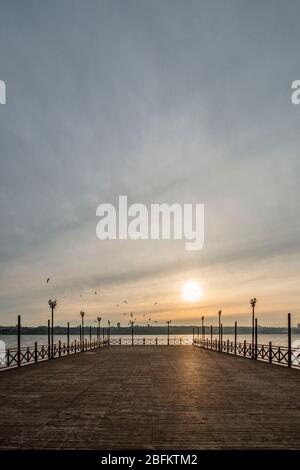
0 0 300 327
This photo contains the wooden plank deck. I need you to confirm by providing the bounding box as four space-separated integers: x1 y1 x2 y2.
0 345 300 449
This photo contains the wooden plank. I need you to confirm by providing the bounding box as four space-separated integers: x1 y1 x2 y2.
0 346 299 449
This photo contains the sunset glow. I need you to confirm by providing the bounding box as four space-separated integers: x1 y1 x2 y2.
182 281 202 302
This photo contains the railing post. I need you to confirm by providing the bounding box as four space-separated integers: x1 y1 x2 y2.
255 318 258 359
34 342 38 363
17 314 21 367
48 319 51 359
167 321 170 346
269 341 272 363
234 321 237 355
67 322 70 354
243 340 246 357
220 323 223 351
59 340 61 357
89 325 92 347
192 328 194 343
74 339 77 353
156 337 158 345
210 325 213 349
288 313 292 367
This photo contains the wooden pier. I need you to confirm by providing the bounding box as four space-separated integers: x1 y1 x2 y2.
0 346 300 449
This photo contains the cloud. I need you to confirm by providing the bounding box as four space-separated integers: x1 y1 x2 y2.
0 0 300 325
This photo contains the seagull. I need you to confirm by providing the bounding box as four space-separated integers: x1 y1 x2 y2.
123 300 128 304
46 278 50 283
94 291 97 295
154 302 158 305
80 294 83 297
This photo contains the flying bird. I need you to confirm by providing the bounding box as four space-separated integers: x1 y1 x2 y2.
94 291 97 295
123 300 128 304
46 278 50 283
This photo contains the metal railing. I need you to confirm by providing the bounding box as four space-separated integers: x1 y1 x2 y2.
193 338 300 369
108 336 191 346
0 338 109 370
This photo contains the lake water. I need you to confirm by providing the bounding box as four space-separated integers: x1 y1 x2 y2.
1 333 300 349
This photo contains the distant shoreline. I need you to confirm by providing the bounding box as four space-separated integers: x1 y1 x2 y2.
1 325 299 335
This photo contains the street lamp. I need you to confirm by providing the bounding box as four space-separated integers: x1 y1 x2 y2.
218 310 222 351
97 316 101 341
201 316 205 341
48 299 57 359
80 311 85 351
250 298 257 355
166 320 172 345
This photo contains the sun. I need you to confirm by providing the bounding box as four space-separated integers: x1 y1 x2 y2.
182 281 202 302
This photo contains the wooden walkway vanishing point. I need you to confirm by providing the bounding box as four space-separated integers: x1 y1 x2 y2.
0 345 300 449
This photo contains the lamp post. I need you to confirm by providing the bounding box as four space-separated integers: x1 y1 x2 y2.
97 316 101 341
48 299 57 359
218 310 222 351
250 298 257 353
80 311 85 351
201 316 205 342
130 320 134 345
167 320 172 345
108 320 111 344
